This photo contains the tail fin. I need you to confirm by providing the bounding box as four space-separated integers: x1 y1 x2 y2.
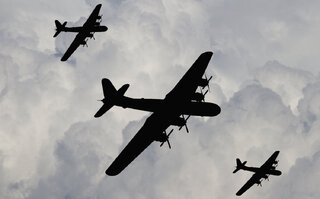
233 158 247 173
94 78 129 118
53 20 67 37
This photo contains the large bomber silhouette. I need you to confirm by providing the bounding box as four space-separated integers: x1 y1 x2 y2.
95 51 221 175
54 4 108 61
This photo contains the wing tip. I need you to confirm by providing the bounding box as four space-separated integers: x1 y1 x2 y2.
61 54 69 61
105 168 120 176
94 113 101 118
202 51 213 58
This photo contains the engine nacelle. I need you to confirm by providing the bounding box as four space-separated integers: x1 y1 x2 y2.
191 92 204 102
170 117 186 126
96 15 102 20
94 22 100 26
198 78 209 88
88 33 94 38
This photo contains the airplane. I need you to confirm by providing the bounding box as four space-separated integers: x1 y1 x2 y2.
53 4 108 61
94 51 221 176
233 151 282 196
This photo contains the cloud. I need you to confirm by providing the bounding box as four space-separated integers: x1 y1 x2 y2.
1 0 320 199
25 70 320 199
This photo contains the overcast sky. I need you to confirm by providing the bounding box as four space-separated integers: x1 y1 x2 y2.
1 0 320 198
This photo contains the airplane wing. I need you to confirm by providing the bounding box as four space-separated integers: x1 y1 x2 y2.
83 4 102 27
236 173 261 196
260 151 280 170
105 114 159 176
60 32 86 61
165 51 213 101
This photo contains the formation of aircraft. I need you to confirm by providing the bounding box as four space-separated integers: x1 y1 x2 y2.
53 4 108 61
52 4 283 195
94 51 221 175
233 151 282 196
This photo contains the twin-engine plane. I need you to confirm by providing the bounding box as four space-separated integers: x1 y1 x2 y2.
54 4 108 61
94 51 221 175
233 151 282 196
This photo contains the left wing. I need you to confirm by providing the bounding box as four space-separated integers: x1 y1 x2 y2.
236 173 261 196
61 32 86 61
106 113 161 176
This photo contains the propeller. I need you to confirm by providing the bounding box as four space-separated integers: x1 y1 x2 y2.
199 87 209 102
160 129 173 149
178 115 190 133
203 74 213 91
274 160 279 167
82 39 88 47
90 32 95 40
98 15 103 22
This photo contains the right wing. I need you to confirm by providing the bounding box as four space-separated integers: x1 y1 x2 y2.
165 51 213 102
236 173 261 196
260 151 280 170
61 32 86 61
83 4 102 27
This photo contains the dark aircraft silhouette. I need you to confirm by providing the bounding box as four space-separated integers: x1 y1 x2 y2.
94 52 221 176
233 151 282 196
54 4 108 61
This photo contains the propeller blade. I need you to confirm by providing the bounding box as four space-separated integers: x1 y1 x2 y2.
178 115 190 133
185 124 189 133
167 139 171 149
204 74 212 91
179 125 184 131
168 129 173 137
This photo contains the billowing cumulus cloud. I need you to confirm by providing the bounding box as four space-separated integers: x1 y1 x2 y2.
1 0 320 199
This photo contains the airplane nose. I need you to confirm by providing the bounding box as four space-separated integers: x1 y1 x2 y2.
213 104 221 116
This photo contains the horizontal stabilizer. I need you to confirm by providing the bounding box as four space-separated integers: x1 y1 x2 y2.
233 158 246 173
94 103 113 118
53 20 67 37
233 167 240 173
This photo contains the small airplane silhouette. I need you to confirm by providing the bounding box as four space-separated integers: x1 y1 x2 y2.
54 4 108 61
94 51 221 175
233 151 282 196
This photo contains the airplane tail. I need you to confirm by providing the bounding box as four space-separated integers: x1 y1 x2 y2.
94 78 129 118
53 20 67 37
233 158 247 173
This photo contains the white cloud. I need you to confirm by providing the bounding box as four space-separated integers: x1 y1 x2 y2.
1 0 320 198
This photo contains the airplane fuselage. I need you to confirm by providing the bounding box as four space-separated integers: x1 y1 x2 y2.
61 25 108 33
241 166 282 176
115 96 221 117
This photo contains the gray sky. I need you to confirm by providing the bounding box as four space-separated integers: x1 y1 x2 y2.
1 0 320 198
